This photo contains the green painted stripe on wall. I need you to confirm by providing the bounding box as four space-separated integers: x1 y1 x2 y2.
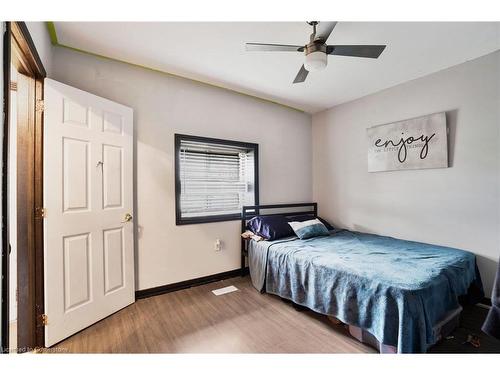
46 21 58 45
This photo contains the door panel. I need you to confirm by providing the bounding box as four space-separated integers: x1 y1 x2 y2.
63 98 89 128
63 138 90 212
63 233 91 311
103 111 123 134
103 228 124 295
44 79 134 347
102 144 123 209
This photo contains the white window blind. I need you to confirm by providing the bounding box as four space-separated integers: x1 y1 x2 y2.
178 139 256 220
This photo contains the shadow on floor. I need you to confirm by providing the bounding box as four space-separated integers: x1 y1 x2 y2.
282 298 500 353
429 305 500 353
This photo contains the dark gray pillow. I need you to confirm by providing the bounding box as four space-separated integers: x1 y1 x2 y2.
246 215 294 240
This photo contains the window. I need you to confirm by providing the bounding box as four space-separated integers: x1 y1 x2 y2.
175 134 259 225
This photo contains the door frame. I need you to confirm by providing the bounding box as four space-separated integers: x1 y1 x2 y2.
1 21 12 354
2 21 46 352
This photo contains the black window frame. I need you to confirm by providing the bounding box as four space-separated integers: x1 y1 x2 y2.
175 133 259 225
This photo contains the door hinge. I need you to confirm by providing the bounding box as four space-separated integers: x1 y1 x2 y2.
41 314 48 326
35 207 46 219
35 99 45 113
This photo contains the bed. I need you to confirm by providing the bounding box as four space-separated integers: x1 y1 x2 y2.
241 203 484 353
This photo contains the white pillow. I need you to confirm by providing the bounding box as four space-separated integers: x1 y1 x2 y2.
288 219 330 240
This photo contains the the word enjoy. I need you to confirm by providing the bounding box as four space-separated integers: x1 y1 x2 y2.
374 132 436 163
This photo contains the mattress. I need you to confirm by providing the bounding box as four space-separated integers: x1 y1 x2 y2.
247 229 483 353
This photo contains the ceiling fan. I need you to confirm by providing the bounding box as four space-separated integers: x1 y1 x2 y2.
245 21 386 83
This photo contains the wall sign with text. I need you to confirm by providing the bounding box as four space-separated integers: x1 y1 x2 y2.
367 112 448 172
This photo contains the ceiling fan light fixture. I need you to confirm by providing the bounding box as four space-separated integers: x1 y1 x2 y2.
304 51 327 72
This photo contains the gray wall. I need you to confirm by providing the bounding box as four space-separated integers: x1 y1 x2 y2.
25 22 54 76
51 46 313 291
313 51 500 295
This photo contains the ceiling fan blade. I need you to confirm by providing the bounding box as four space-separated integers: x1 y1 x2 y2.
245 43 304 52
327 45 386 58
293 65 309 84
315 22 338 42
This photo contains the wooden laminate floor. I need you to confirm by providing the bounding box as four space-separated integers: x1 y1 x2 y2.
49 276 500 354
51 276 375 353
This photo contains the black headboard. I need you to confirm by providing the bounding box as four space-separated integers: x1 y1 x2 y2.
240 203 317 274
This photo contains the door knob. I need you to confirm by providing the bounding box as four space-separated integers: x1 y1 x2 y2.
121 213 133 223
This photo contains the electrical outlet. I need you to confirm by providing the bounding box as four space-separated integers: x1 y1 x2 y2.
214 239 222 252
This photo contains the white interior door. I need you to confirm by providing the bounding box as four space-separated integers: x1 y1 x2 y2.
43 79 134 347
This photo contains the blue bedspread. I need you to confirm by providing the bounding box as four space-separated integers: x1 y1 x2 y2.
248 230 483 353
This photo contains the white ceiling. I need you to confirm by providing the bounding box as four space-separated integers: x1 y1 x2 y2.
53 22 500 113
